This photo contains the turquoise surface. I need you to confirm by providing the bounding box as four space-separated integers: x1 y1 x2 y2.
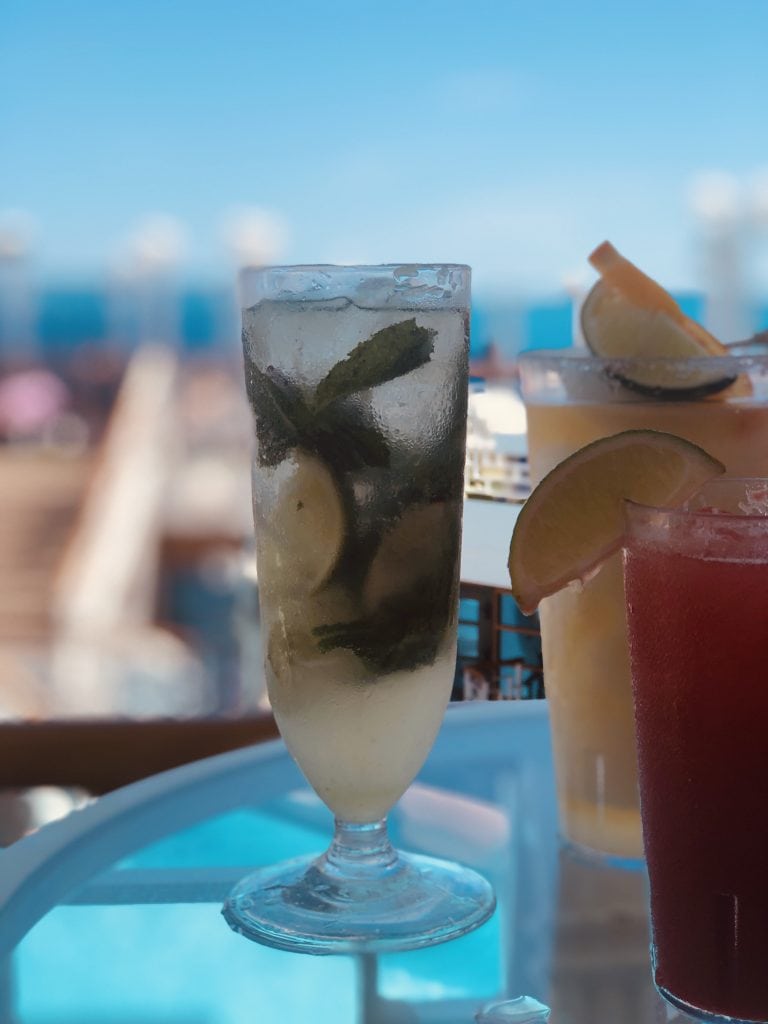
11 800 503 1021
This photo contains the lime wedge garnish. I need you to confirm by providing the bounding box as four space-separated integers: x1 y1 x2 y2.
581 242 748 398
508 430 725 614
274 449 345 593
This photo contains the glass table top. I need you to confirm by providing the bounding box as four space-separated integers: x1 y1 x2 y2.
0 702 684 1024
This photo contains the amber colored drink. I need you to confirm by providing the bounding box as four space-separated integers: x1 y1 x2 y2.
520 349 768 861
624 485 768 1023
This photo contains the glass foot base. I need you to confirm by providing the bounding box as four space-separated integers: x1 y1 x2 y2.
222 849 496 955
658 984 768 1024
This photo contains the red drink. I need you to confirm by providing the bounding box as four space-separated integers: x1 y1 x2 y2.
624 485 768 1024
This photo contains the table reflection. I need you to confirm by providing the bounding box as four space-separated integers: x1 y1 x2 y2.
548 846 659 1023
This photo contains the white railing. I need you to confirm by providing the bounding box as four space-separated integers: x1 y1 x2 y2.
49 343 180 714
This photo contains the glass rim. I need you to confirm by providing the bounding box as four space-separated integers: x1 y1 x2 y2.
625 478 768 523
247 262 471 274
239 262 471 310
518 346 768 370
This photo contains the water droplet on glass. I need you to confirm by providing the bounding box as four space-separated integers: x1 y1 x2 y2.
475 995 551 1024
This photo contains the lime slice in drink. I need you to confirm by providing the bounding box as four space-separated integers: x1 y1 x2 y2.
362 502 453 612
274 449 345 593
508 430 725 614
581 241 746 398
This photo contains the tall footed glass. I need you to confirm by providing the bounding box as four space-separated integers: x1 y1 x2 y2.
223 263 495 954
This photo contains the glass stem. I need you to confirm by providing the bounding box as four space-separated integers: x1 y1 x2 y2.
323 818 400 879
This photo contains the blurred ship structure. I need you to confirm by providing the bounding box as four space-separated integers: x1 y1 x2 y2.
0 211 39 366
465 380 529 503
689 169 768 343
0 212 92 721
466 343 529 503
2 191 766 730
0 214 259 728
689 172 753 344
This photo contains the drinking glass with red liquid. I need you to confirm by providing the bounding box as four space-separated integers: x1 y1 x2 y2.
624 478 768 1024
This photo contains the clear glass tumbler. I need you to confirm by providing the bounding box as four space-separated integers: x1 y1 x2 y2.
624 479 768 1023
519 348 768 863
223 263 495 954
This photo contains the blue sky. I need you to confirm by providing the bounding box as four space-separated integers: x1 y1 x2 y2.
2 0 768 296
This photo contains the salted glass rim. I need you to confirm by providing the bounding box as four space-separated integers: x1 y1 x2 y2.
625 477 768 525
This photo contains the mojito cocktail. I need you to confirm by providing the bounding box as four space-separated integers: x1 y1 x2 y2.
223 263 495 953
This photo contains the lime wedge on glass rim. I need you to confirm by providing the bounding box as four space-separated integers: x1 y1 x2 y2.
581 241 749 398
508 430 725 615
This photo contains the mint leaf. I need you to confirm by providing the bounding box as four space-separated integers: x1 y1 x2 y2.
312 585 454 675
247 366 390 472
309 402 391 472
247 318 436 467
246 364 312 466
312 515 460 675
314 318 436 408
